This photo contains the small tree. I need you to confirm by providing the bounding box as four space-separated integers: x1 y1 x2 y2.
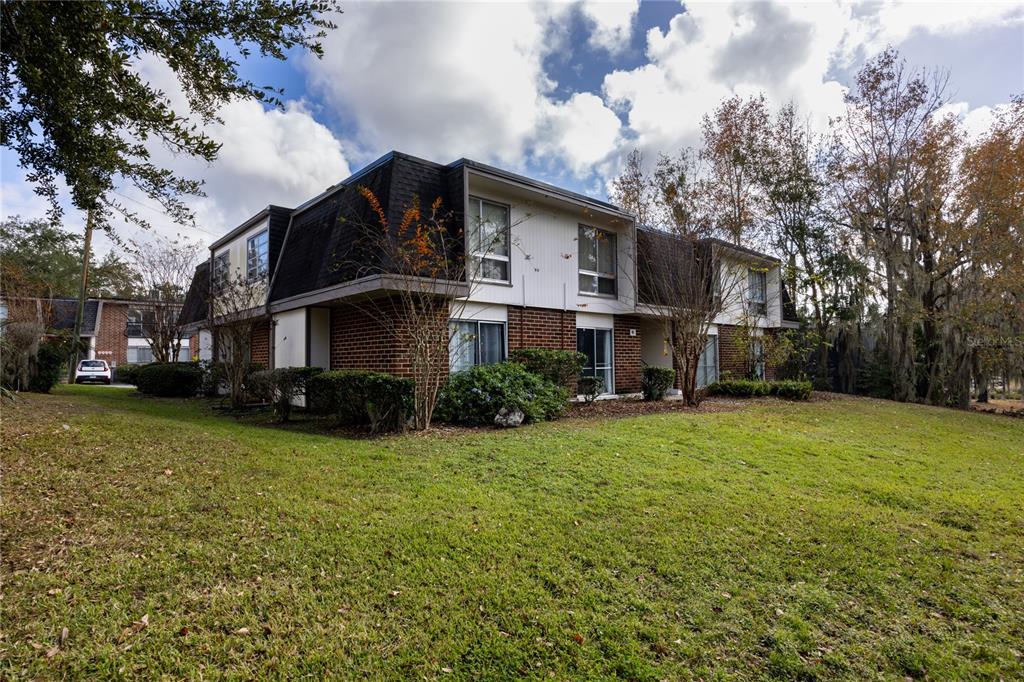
631 151 749 405
128 235 203 363
210 273 266 409
344 187 530 430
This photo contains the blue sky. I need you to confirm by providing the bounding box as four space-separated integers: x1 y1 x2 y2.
2 1 1022 252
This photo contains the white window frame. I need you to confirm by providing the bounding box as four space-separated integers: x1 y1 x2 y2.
247 230 269 281
467 196 511 283
748 267 767 316
213 251 230 290
751 338 765 379
697 334 719 387
576 326 614 394
449 319 507 372
578 225 617 297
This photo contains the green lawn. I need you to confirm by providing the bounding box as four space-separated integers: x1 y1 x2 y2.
2 387 1022 680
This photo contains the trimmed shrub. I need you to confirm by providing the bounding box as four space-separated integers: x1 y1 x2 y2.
249 366 324 422
769 380 813 400
197 360 225 397
641 366 676 401
135 362 203 397
307 370 413 433
509 348 586 387
436 362 568 426
706 379 812 400
115 363 147 385
28 341 69 393
706 379 771 397
577 375 604 403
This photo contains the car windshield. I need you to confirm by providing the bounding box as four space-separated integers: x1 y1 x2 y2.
80 361 106 369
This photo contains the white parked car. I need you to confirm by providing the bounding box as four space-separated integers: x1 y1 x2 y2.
75 359 112 384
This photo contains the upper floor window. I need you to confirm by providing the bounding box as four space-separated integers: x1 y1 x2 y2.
126 309 144 337
468 197 510 282
748 268 767 315
213 252 230 290
126 308 154 337
578 225 616 296
247 230 269 280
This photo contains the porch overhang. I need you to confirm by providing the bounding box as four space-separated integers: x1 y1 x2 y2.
268 274 470 314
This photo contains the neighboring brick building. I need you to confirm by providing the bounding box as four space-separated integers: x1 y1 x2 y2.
180 151 798 397
1 297 187 367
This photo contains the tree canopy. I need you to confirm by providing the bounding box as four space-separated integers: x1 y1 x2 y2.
0 0 339 232
0 216 142 299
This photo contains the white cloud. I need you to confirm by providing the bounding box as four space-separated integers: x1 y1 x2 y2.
302 1 627 179
580 0 639 55
846 1 1024 57
534 92 623 174
304 2 564 168
8 56 354 254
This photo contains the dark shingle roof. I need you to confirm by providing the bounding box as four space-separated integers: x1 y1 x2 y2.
178 262 210 327
269 153 464 302
48 298 99 335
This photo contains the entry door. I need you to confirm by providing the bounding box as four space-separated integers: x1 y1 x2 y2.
577 327 613 394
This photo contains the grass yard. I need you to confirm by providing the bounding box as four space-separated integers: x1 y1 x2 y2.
2 387 1023 680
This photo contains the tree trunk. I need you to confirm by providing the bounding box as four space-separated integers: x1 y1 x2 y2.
68 206 95 382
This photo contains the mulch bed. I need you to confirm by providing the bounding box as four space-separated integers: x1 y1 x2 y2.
971 399 1024 418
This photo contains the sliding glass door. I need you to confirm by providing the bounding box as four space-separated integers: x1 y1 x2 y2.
577 327 613 394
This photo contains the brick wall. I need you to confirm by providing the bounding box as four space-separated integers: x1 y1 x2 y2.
613 315 643 393
717 324 746 379
250 318 271 368
717 324 777 380
507 306 576 352
95 302 129 365
329 300 426 378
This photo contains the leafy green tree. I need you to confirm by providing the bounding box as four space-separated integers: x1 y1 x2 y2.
0 216 142 298
1 0 340 230
0 217 84 297
91 251 144 299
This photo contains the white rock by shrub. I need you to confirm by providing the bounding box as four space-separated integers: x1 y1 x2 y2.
494 407 524 428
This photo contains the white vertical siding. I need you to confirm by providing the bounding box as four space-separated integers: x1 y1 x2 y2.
273 308 306 368
213 218 270 306
465 175 635 316
308 308 330 369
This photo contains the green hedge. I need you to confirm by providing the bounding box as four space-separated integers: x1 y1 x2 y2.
249 366 324 422
706 379 812 400
28 341 70 393
437 362 568 426
577 375 604 403
707 379 771 397
509 348 586 386
769 380 813 400
307 370 413 433
641 366 676 401
135 362 203 397
114 362 147 385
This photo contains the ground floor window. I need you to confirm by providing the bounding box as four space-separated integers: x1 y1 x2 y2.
577 327 613 394
127 346 154 364
449 320 506 373
126 345 189 363
750 339 765 379
697 335 718 387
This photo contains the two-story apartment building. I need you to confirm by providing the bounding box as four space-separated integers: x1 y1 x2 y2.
0 296 189 365
179 152 797 395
